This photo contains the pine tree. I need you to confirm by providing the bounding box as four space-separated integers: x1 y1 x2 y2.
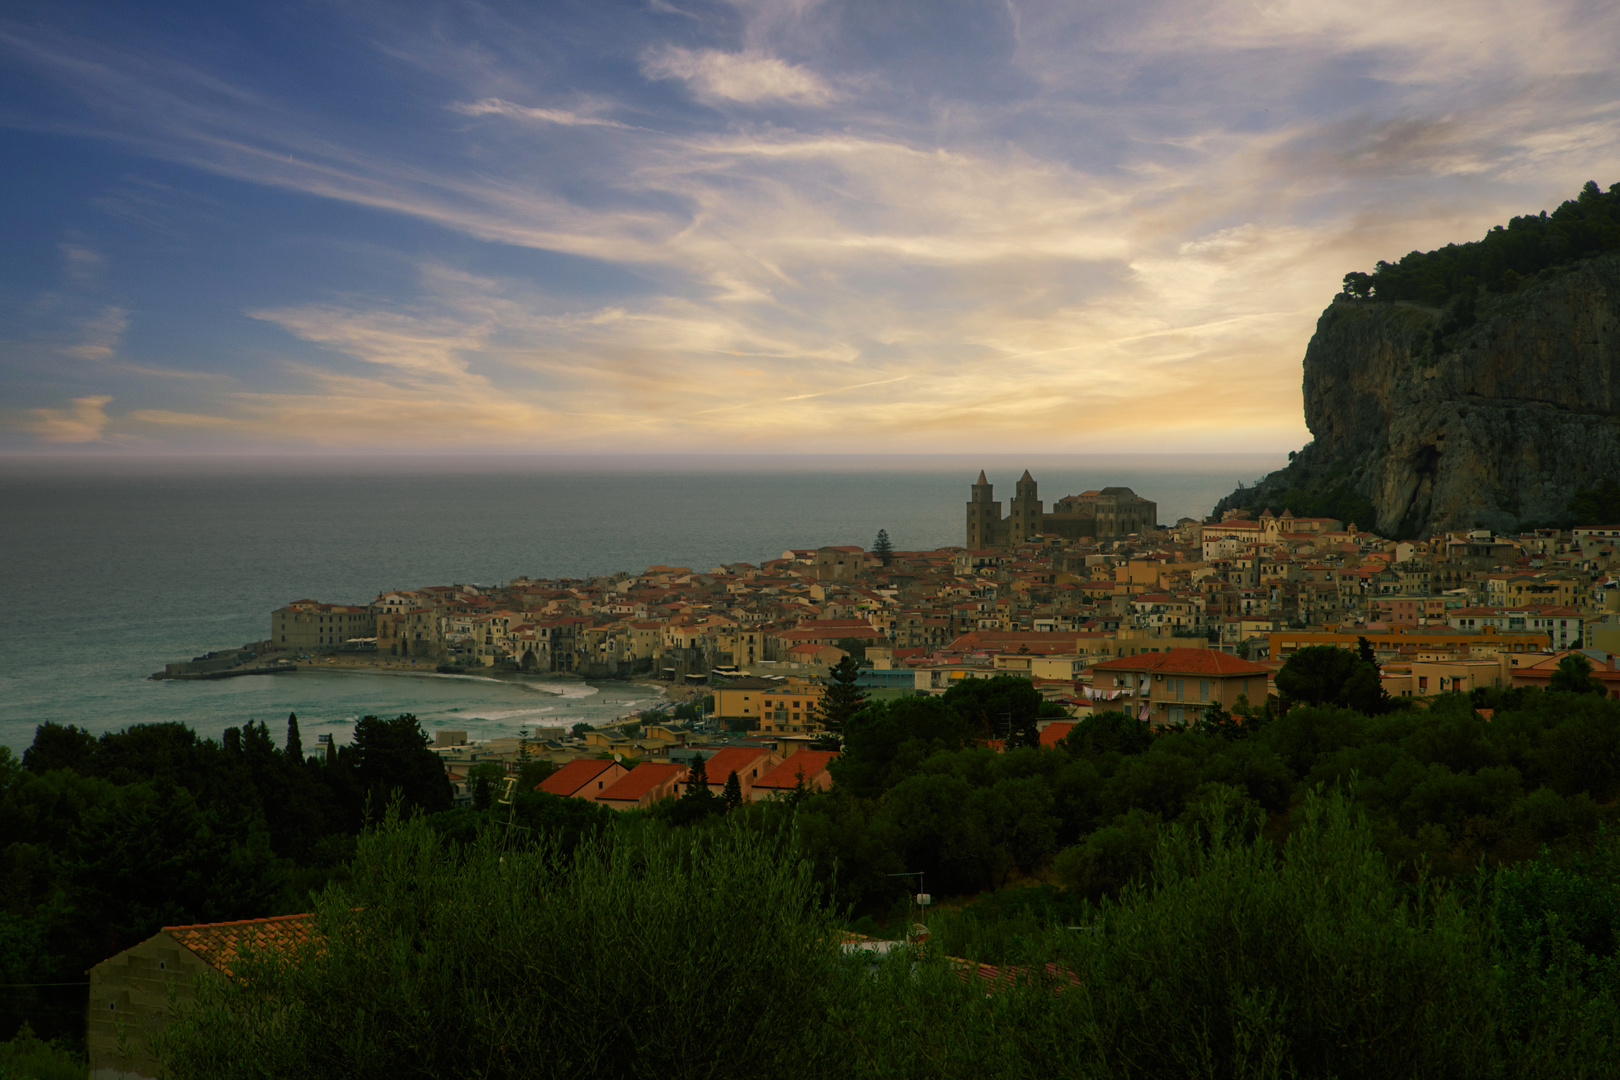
873 529 894 567
682 752 712 801
812 655 868 735
721 770 743 813
286 712 303 759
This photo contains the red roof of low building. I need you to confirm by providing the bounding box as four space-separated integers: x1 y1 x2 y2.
537 757 617 797
1091 648 1270 676
598 762 686 802
1039 721 1076 748
700 746 777 783
753 751 839 790
164 913 317 977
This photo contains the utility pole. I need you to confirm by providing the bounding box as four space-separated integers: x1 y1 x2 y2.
885 871 931 945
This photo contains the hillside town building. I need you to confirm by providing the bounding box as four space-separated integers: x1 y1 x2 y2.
249 477 1620 799
967 471 1156 549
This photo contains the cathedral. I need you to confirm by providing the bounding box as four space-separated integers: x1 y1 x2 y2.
966 471 1157 548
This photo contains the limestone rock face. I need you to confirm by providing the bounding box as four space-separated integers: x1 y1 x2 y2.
1242 254 1620 536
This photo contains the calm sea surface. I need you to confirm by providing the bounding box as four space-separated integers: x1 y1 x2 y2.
0 453 1283 754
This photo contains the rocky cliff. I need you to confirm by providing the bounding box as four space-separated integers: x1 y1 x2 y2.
1219 252 1620 538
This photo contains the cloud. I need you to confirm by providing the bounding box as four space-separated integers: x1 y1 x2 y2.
62 306 129 361
59 241 104 281
246 303 486 378
641 46 834 104
5 1 1620 454
449 97 631 128
27 395 113 442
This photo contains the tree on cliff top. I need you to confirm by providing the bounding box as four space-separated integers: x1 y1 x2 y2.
1342 180 1620 305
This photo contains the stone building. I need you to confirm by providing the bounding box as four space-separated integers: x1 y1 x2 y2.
966 472 1157 549
88 913 316 1080
270 600 377 652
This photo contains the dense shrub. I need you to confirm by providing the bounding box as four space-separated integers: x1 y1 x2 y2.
157 810 856 1080
155 793 1620 1080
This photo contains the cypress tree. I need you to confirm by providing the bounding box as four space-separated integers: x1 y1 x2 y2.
286 711 303 759
721 770 743 813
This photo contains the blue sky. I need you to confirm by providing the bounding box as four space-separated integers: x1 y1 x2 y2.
3 0 1618 455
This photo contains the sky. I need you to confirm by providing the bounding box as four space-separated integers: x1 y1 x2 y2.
3 0 1619 457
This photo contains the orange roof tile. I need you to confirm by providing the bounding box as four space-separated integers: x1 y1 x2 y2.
699 746 777 784
598 762 686 802
754 751 839 789
538 757 617 797
164 913 317 977
1039 721 1076 748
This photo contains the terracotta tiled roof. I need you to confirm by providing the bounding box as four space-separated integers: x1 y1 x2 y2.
1039 721 1076 748
538 757 617 797
1090 648 1270 676
165 913 317 977
754 751 838 790
598 762 686 802
699 746 771 780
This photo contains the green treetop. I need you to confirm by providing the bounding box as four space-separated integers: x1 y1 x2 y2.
813 655 869 735
873 529 894 567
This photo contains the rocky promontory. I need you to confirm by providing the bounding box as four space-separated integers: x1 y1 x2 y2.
1218 252 1620 537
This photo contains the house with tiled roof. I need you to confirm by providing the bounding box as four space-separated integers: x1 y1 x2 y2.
537 757 628 799
88 913 317 1079
677 746 781 801
1510 649 1620 698
752 751 839 798
1089 648 1272 727
595 762 688 810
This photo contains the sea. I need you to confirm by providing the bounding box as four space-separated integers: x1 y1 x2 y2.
0 453 1283 756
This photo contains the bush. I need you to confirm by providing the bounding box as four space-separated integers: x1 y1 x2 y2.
158 809 856 1080
0 1023 84 1080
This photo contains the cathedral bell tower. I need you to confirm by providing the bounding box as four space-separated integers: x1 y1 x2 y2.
966 470 1000 549
1009 470 1043 543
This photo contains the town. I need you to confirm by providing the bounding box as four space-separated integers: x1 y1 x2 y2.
241 471 1620 806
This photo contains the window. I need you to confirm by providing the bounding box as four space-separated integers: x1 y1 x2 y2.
1200 679 1209 700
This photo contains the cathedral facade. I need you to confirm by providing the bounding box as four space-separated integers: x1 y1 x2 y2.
966 471 1157 549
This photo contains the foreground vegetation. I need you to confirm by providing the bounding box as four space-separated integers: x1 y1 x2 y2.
5 662 1620 1074
156 792 1619 1079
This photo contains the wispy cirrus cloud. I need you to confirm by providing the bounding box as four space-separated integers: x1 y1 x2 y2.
62 305 129 361
2 0 1619 453
449 97 633 128
641 46 835 105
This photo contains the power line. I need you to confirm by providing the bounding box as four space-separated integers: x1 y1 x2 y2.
0 981 90 988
